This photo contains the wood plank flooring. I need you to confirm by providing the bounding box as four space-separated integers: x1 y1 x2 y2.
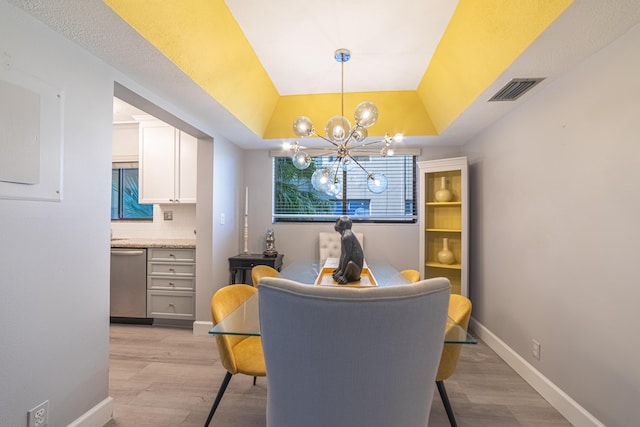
106 324 571 427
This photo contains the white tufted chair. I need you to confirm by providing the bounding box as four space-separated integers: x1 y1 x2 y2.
318 232 364 266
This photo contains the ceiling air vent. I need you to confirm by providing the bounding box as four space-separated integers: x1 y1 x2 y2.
488 78 545 102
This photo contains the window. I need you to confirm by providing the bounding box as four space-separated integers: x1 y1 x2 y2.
111 165 153 220
273 155 416 223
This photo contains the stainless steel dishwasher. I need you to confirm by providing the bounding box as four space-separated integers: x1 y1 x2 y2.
110 247 151 323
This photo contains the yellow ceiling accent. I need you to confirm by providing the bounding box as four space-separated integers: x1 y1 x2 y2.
104 0 279 137
419 0 573 133
263 91 436 139
105 0 572 140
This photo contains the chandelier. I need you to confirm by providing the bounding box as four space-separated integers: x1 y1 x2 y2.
284 48 403 197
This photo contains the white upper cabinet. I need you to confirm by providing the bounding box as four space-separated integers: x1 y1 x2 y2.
138 120 197 204
112 123 139 162
176 131 197 203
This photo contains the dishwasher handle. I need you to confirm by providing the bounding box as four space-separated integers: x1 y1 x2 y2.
111 249 146 256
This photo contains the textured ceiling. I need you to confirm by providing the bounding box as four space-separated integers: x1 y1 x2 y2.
224 0 459 95
7 0 640 149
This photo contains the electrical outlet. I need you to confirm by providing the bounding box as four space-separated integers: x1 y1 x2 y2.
532 339 541 360
163 211 173 221
28 400 48 427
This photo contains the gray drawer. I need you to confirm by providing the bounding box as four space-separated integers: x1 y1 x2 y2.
148 248 195 262
147 276 195 291
147 262 195 276
147 290 195 320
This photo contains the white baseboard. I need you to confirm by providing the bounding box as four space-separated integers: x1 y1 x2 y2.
193 320 213 335
67 396 113 427
470 318 604 427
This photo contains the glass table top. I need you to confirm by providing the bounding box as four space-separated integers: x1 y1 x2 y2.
210 260 477 345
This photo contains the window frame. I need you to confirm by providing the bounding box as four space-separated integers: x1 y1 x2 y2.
111 163 153 221
271 152 418 224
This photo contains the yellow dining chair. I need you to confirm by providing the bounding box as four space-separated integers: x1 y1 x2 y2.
436 294 472 427
251 264 279 287
205 284 266 427
400 269 420 283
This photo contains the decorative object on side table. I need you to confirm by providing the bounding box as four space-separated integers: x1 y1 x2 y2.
332 216 364 284
263 229 278 257
435 176 453 202
437 237 455 265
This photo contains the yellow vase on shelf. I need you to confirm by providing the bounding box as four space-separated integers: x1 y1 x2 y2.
435 176 453 202
437 238 455 265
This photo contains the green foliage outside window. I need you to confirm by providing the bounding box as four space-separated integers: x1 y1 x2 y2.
111 168 153 220
274 158 333 217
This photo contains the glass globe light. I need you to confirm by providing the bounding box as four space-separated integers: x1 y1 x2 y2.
293 116 314 137
292 151 311 170
311 168 331 192
341 156 356 171
354 101 378 128
326 179 342 198
367 173 388 194
325 115 351 143
351 126 368 143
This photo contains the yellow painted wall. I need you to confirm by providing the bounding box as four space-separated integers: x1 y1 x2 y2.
418 0 573 133
264 91 436 139
104 0 279 137
105 0 572 140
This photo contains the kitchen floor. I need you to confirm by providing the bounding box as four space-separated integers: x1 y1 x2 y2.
106 324 571 427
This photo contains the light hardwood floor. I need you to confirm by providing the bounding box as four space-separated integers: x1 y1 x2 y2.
106 324 571 427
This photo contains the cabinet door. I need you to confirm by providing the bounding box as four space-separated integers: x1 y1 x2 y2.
139 124 177 203
176 131 197 203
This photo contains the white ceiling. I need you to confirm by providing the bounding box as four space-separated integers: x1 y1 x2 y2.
7 0 640 149
225 0 459 95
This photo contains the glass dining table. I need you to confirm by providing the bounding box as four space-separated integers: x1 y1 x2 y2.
210 260 477 345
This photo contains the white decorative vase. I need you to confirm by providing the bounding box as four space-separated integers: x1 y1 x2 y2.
435 176 453 202
437 238 455 265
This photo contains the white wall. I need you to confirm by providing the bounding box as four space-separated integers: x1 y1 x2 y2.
464 23 640 427
0 3 113 425
0 2 244 425
195 135 245 322
111 204 197 240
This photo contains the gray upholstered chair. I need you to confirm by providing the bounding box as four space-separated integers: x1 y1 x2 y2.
318 231 364 266
258 276 451 427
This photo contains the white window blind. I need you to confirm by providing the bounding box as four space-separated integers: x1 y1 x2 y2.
273 155 416 223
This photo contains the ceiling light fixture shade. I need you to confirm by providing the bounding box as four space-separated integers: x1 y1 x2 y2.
290 141 312 170
367 173 388 194
284 49 402 201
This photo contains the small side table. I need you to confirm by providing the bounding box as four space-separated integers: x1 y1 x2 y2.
228 253 284 285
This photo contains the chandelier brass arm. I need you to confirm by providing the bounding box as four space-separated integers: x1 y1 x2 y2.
283 48 403 197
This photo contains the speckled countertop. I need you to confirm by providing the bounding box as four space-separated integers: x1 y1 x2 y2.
111 238 196 249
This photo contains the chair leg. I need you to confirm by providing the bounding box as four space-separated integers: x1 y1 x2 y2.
436 380 458 427
204 371 233 427
253 376 257 385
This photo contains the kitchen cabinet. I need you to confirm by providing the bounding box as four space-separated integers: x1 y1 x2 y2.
112 122 139 162
418 157 468 296
138 120 197 204
147 247 196 320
